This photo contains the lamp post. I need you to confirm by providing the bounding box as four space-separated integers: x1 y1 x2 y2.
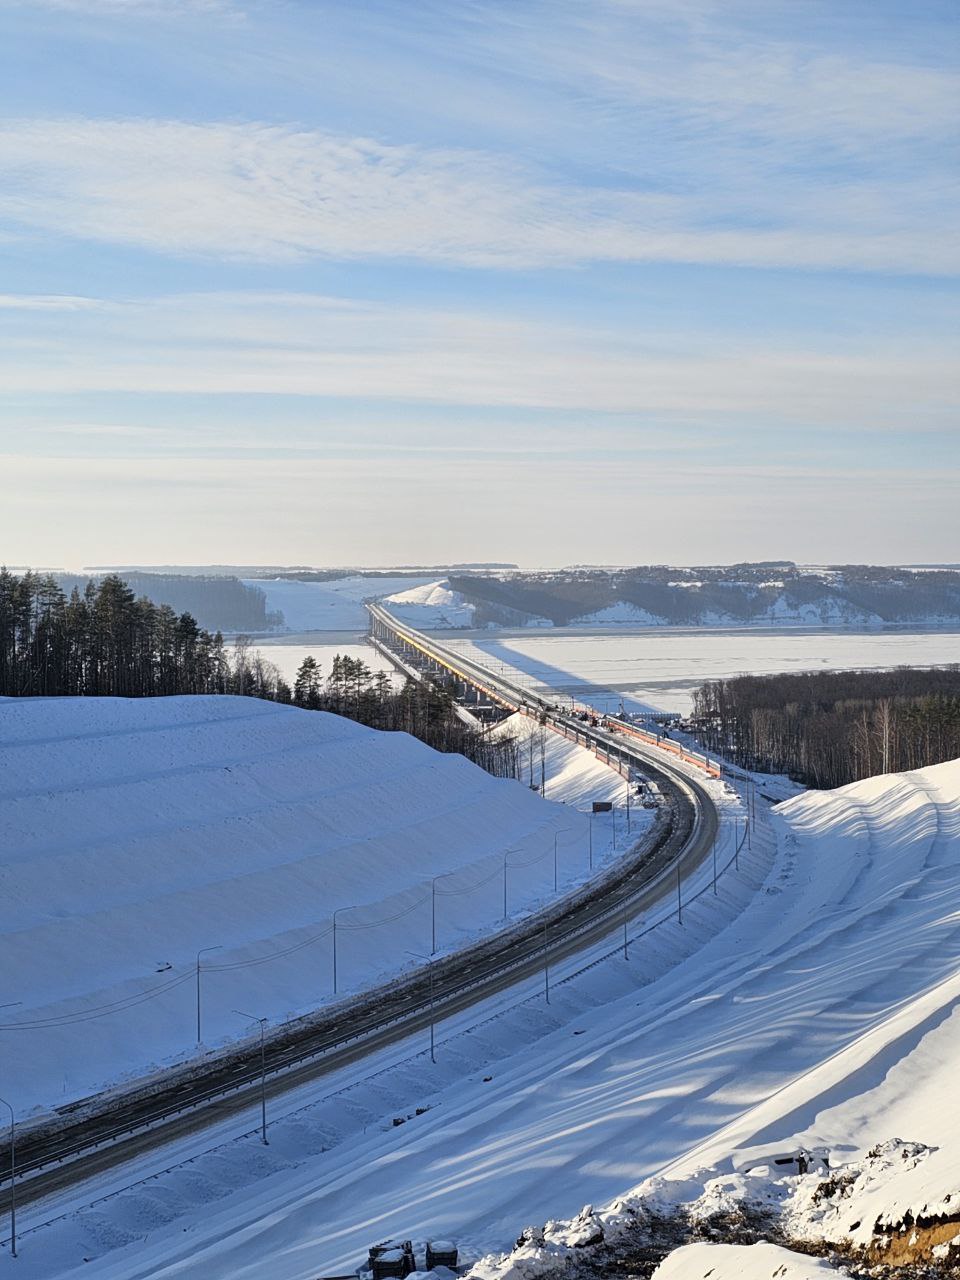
196 945 222 1047
406 951 436 1063
0 1095 15 1258
431 873 447 955
332 907 349 995
588 812 594 870
233 1011 268 1145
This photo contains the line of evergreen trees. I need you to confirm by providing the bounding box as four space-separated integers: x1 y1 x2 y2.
0 569 518 777
54 572 282 633
291 653 521 777
691 667 960 787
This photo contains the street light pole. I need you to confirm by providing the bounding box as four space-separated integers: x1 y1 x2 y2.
432 876 438 955
0 1095 15 1258
406 951 436 1063
196 945 223 1047
332 907 348 995
234 1011 268 1145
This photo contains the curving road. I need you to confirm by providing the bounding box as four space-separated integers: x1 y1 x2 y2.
5 617 719 1217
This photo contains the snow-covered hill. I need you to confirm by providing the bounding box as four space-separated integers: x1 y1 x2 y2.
242 574 437 630
9 741 960 1280
382 579 476 628
0 696 591 1120
470 758 960 1278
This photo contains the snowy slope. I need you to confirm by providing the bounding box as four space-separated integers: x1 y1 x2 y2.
465 758 960 1277
9 749 960 1280
242 575 436 630
382 579 476 628
0 696 592 1119
571 601 665 626
492 711 649 808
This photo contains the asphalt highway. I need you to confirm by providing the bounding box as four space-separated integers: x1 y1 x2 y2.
5 619 719 1219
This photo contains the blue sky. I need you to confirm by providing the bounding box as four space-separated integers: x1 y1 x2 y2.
0 0 957 567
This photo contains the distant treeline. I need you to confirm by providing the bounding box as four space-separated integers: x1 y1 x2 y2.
0 569 517 777
446 565 960 626
691 667 960 788
53 572 280 633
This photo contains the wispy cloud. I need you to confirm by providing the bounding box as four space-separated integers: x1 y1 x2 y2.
0 0 235 13
0 289 955 426
0 293 110 311
0 117 955 273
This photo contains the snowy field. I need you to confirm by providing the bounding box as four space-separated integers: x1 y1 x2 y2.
250 631 401 687
8 749 960 1279
0 696 620 1121
242 575 435 631
439 627 960 715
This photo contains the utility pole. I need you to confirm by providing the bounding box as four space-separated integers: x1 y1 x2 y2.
623 901 629 961
0 1096 14 1258
196 945 223 1047
233 1012 268 1144
543 920 549 1004
431 874 444 955
712 833 718 894
332 907 348 995
406 951 436 1062
677 866 682 924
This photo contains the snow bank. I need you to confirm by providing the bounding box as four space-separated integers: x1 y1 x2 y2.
492 711 654 809
652 1242 836 1279
0 696 591 1118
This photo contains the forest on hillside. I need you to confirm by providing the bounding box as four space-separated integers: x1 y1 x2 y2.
447 564 960 627
0 569 518 777
691 667 960 788
53 571 280 632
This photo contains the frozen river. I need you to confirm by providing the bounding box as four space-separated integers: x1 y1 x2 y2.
434 627 960 716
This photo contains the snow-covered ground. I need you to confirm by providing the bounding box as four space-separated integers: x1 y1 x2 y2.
0 696 610 1121
242 575 436 631
382 580 476 628
250 634 401 687
439 627 960 715
9 754 960 1278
